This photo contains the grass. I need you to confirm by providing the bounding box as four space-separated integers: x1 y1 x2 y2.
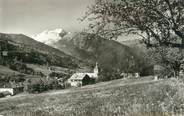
0 77 184 116
26 64 70 76
0 65 19 75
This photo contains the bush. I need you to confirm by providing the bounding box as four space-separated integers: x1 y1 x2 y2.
0 91 11 98
9 63 34 75
0 93 4 98
27 83 47 93
25 78 61 93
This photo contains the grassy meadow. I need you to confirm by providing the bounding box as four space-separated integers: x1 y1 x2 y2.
0 77 184 116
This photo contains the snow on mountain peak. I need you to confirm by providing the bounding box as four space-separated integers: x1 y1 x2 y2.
32 28 69 45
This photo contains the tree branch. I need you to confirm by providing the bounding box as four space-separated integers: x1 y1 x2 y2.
147 41 184 48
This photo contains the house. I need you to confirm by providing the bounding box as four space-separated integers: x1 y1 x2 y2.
0 88 14 96
0 81 24 96
2 51 8 56
68 73 96 87
0 87 24 96
68 63 98 87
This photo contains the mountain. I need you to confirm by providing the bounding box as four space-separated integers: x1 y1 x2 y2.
120 39 147 52
0 33 84 75
120 39 156 63
0 33 69 57
33 29 151 75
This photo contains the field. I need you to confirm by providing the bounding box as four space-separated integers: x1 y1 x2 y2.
0 77 184 116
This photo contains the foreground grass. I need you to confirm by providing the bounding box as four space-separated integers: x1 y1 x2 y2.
0 78 184 116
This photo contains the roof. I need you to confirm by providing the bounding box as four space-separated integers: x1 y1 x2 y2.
70 72 98 80
86 73 97 78
70 73 88 80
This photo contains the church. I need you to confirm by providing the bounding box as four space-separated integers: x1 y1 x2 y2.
68 63 99 87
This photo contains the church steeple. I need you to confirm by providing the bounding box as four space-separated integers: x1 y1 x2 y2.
94 62 98 75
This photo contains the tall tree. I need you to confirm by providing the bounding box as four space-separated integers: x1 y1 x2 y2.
153 46 182 76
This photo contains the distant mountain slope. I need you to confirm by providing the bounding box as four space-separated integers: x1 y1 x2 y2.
32 28 152 75
53 32 150 74
0 33 69 57
0 33 79 69
120 39 156 64
0 65 20 75
120 39 147 52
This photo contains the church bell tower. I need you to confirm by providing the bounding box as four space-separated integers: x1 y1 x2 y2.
94 62 98 76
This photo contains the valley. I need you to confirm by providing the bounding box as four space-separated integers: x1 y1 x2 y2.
1 0 184 115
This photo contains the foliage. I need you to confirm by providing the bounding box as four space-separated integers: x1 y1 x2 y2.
0 91 11 98
98 69 121 82
0 34 79 70
83 0 184 48
25 78 62 94
26 83 48 94
49 72 68 79
9 62 34 75
152 46 183 76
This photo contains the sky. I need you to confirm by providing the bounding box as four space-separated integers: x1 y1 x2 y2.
0 0 94 36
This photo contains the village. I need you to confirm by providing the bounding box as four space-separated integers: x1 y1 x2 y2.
0 62 100 97
1 38 184 99
1 59 180 98
1 31 182 99
1 0 184 115
0 39 146 98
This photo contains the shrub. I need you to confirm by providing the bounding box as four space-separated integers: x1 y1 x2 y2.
0 91 11 98
9 62 34 75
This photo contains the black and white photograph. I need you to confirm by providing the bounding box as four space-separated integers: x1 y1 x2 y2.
0 0 184 116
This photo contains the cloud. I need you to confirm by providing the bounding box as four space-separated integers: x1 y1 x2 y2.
32 28 67 45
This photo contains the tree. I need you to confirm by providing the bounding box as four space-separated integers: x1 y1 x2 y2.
83 0 184 76
153 46 182 76
83 0 184 48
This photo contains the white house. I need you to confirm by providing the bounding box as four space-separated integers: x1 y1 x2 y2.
0 87 24 96
68 63 99 87
0 88 14 95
